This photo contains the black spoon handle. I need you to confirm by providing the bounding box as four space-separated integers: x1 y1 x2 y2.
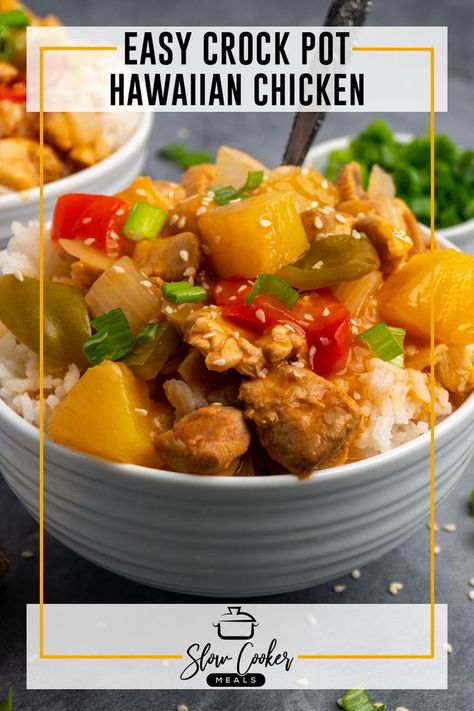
281 0 372 165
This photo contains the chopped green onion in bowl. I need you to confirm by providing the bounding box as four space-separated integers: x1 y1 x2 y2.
158 142 213 169
123 202 167 241
358 322 405 367
162 281 207 305
324 120 474 230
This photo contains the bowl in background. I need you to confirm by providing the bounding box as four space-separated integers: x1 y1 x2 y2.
305 133 474 254
0 231 473 598
0 113 154 248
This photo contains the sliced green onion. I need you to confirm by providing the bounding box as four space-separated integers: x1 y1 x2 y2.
0 27 15 62
245 274 299 309
135 322 160 344
123 322 180 380
0 9 30 27
123 202 167 242
211 169 265 205
158 142 212 169
470 489 474 516
83 308 134 365
0 688 13 711
162 281 207 305
341 688 384 711
358 322 405 367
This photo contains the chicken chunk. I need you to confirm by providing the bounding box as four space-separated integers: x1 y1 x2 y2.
300 205 355 242
256 324 307 364
153 405 251 475
239 364 361 476
0 137 63 189
183 307 267 377
354 213 413 262
134 231 202 282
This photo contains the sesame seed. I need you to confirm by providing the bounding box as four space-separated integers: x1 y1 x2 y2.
301 167 309 175
233 332 240 339
291 361 305 368
109 231 119 241
333 584 346 593
295 678 309 687
321 179 329 189
353 391 361 400
309 345 316 360
215 285 223 294
228 295 237 301
164 305 174 315
177 705 189 711
312 260 324 269
395 708 410 711
140 280 153 288
136 188 147 196
469 578 474 587
213 358 226 367
153 417 161 428
201 197 213 205
303 313 314 321
237 284 248 293
351 569 361 579
84 238 95 246
314 216 323 229
82 217 92 224
388 581 404 596
13 270 24 282
442 523 457 533
113 265 125 274
229 198 242 204
206 190 215 198
468 591 474 601
177 216 186 229
183 267 196 277
352 229 362 240
307 613 317 625
320 337 330 346
255 309 266 323
169 214 179 226
179 249 189 262
134 408 148 416
202 332 215 339
115 209 125 216
310 200 319 209
335 213 347 223
434 545 441 555
195 206 206 216
319 206 332 215
444 642 453 654
21 550 34 559
260 218 272 228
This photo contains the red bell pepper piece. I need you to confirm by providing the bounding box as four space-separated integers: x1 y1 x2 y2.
213 277 352 375
51 194 131 257
0 81 26 103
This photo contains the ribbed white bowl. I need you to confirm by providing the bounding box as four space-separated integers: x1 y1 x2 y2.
0 235 473 597
0 113 154 248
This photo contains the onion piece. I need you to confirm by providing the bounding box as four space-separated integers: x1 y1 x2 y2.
331 270 383 318
85 256 162 331
58 238 115 273
367 164 396 199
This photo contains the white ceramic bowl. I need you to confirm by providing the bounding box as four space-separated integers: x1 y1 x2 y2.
306 134 474 254
0 234 473 598
0 113 154 248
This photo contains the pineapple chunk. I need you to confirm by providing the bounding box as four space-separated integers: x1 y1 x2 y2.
259 165 338 212
48 361 161 468
198 191 309 278
215 145 268 189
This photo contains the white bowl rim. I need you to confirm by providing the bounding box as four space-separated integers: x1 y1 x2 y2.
1 228 472 490
0 113 154 210
305 132 474 239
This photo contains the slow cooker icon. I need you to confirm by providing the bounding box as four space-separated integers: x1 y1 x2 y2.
213 606 258 640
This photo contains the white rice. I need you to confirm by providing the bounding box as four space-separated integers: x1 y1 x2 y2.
334 349 452 457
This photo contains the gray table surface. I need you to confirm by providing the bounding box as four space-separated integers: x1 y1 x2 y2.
1 0 473 709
